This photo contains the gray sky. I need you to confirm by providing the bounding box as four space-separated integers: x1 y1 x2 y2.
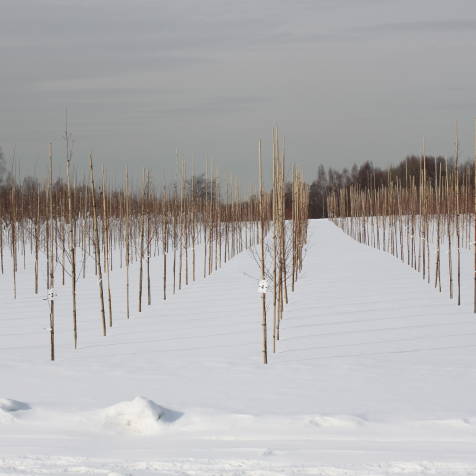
1 0 475 187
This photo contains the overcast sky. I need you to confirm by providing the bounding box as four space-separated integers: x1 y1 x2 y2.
1 0 475 187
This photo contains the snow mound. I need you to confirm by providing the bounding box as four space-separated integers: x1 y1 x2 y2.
101 396 182 435
0 398 30 413
0 399 30 423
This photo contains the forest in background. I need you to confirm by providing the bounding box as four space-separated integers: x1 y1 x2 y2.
308 156 474 218
0 146 472 219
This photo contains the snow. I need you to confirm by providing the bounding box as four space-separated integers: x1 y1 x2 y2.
0 399 30 425
1 219 476 475
0 399 30 413
101 396 182 434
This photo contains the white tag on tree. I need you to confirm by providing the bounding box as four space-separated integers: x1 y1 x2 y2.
47 288 56 302
258 280 269 294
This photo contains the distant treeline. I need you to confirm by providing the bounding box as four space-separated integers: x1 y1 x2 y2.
0 146 221 201
1 147 473 220
307 156 474 219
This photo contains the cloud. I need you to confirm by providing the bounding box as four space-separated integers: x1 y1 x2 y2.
1 0 476 185
356 19 476 35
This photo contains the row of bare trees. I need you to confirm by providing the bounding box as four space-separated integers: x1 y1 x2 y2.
256 131 309 364
1 151 265 360
1 135 309 362
327 132 475 310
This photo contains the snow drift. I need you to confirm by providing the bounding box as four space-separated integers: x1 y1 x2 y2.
0 398 30 413
101 396 182 435
0 398 30 423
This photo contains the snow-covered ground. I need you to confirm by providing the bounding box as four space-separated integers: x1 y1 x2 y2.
2 219 476 475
